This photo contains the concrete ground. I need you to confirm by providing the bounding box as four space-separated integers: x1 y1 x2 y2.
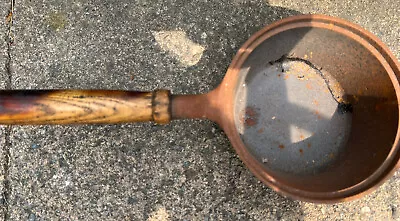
0 0 398 220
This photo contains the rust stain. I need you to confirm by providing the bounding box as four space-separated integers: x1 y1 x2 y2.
300 134 305 140
284 75 290 80
279 144 285 149
314 110 322 119
242 106 259 127
357 88 363 96
307 143 311 148
306 83 313 90
257 127 265 134
245 118 257 126
245 107 257 117
277 74 281 77
299 149 304 154
312 100 319 106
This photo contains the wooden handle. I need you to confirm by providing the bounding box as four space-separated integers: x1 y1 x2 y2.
0 90 171 125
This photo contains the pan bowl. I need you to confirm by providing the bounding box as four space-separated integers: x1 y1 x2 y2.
216 15 400 202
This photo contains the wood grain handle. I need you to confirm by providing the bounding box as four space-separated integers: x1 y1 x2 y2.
0 90 171 125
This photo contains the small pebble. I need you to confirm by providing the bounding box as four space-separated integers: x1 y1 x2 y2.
361 206 371 213
31 144 40 149
28 213 36 221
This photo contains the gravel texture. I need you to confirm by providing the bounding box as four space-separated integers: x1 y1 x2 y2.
0 0 399 220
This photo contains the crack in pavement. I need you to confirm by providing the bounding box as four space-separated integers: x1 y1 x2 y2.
2 126 11 221
5 0 13 88
2 0 15 220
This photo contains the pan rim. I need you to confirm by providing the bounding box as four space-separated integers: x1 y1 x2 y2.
220 14 400 203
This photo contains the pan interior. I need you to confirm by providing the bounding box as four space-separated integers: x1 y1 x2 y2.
235 60 352 175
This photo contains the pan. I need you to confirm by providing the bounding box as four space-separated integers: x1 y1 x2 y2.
0 15 399 203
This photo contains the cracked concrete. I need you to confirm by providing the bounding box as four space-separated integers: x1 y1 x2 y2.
0 0 399 220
